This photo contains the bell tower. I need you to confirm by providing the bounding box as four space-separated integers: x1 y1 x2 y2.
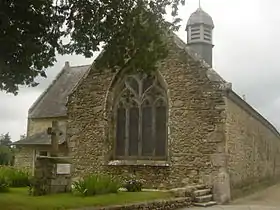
186 2 214 67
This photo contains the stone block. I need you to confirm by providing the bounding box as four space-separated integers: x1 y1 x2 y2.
195 194 212 203
213 168 231 204
169 186 195 198
210 153 227 167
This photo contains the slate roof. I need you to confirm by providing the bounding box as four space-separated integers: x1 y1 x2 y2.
12 125 66 145
28 63 91 119
172 34 226 85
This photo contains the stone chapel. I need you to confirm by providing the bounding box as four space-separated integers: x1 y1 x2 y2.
13 6 280 202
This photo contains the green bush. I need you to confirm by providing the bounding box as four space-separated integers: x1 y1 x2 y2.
123 175 145 192
27 175 49 196
0 166 30 187
72 174 121 196
0 175 9 193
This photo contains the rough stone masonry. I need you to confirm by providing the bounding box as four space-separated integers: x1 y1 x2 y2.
13 7 280 205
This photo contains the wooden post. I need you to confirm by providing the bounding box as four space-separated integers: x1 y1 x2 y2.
47 120 60 157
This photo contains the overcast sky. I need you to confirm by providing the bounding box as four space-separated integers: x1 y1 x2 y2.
1 0 280 141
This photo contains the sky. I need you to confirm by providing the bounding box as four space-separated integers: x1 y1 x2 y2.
1 0 280 141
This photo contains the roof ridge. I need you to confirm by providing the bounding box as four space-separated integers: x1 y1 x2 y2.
28 64 69 116
70 64 91 68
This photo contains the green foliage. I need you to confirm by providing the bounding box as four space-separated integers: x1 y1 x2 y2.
1 0 185 94
27 176 35 196
28 175 49 196
72 174 121 196
9 169 30 188
0 166 30 187
0 133 12 146
0 133 14 166
72 179 88 195
0 146 14 166
0 0 64 93
123 175 145 192
0 175 9 193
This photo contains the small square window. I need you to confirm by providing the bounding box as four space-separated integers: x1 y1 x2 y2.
38 151 48 156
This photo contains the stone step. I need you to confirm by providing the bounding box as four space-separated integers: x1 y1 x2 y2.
194 188 211 197
195 194 213 203
193 201 217 207
194 184 207 190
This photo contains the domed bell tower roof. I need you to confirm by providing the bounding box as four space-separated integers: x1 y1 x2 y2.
187 7 214 28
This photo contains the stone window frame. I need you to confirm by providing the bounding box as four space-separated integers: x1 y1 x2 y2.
111 72 169 161
36 150 50 157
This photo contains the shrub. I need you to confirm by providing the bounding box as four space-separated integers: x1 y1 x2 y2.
0 175 9 193
27 176 49 196
27 176 35 195
9 169 30 187
72 174 121 196
123 175 145 192
72 179 87 196
0 166 30 187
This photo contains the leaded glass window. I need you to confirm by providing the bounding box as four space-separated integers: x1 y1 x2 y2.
114 73 167 160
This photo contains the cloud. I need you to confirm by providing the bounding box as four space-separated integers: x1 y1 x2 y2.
0 91 40 139
1 0 280 140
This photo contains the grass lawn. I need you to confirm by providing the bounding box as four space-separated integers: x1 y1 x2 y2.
0 188 172 210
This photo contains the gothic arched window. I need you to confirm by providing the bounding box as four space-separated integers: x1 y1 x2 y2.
114 73 167 160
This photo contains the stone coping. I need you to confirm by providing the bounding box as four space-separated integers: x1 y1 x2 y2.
73 197 191 210
107 160 170 167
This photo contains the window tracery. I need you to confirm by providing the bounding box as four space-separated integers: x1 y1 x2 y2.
114 73 167 159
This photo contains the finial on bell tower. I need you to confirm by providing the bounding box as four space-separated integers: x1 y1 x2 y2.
199 0 201 9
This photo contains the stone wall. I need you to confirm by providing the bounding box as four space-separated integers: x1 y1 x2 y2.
27 117 67 136
225 91 280 195
14 147 34 170
14 117 68 171
67 37 226 189
14 144 68 172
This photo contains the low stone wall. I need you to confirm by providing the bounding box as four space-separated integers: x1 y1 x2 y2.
74 197 191 210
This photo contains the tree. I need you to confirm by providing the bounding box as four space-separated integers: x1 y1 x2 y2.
0 133 13 165
0 0 184 94
0 146 13 165
20 134 26 140
0 133 12 146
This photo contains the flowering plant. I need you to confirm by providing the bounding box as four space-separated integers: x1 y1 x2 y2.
123 175 145 192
